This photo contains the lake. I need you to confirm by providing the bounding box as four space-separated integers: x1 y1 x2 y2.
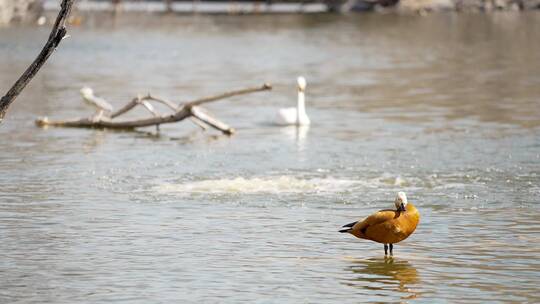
1 11 540 303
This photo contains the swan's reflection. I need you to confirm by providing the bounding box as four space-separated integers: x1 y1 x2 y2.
280 125 310 151
343 256 421 300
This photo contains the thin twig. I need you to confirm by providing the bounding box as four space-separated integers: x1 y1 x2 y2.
183 83 272 108
145 94 178 111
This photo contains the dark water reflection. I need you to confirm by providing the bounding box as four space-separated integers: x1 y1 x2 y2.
1 12 540 303
344 257 421 301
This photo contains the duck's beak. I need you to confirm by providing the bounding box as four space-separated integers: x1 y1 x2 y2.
398 203 406 212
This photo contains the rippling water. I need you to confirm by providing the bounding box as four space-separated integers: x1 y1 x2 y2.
1 12 540 303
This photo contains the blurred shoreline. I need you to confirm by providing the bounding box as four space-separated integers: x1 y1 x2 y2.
44 0 328 14
42 0 540 15
1 0 540 27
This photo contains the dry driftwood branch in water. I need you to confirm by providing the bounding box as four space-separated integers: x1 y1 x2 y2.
111 94 178 119
126 94 222 131
36 83 272 135
0 0 75 123
190 106 234 135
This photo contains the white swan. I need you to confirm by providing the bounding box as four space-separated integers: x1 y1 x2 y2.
275 76 310 126
80 87 113 122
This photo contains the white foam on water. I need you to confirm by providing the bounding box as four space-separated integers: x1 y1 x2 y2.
153 173 450 195
156 176 363 194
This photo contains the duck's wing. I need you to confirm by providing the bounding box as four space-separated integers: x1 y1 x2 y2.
350 209 398 237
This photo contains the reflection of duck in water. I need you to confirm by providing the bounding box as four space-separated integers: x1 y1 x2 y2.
343 257 420 298
340 192 420 255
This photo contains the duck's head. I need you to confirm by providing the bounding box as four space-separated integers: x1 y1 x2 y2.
297 76 306 92
80 86 93 97
394 191 408 212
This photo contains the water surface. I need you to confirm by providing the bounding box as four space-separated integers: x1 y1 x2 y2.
1 12 540 303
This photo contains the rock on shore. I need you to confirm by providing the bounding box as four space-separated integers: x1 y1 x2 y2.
327 0 539 12
398 0 540 12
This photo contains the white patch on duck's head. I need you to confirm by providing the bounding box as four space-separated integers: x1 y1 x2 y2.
80 86 93 97
297 76 306 92
394 191 408 211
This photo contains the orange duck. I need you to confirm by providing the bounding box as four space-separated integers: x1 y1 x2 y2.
340 192 420 255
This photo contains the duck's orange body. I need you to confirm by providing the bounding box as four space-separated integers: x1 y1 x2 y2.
348 203 420 244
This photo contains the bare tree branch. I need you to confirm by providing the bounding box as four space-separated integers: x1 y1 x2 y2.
0 0 75 123
145 94 178 111
110 96 141 118
36 108 192 129
190 106 235 135
189 117 209 131
110 83 272 119
185 83 272 108
35 83 272 134
140 100 159 116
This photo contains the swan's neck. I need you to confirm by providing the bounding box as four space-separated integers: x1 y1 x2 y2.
297 90 306 118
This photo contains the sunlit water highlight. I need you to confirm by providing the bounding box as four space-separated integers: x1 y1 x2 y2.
1 12 540 303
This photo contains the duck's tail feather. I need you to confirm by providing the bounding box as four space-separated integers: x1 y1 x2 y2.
339 221 357 233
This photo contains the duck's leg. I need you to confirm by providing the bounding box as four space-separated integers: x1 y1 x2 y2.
384 244 388 255
389 244 393 256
